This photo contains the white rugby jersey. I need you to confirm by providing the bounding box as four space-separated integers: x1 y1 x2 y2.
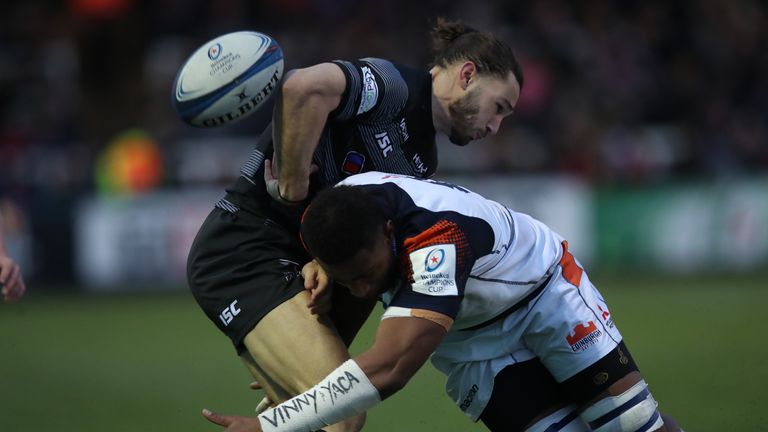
337 172 566 331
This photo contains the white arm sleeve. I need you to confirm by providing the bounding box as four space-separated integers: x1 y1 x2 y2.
258 359 381 432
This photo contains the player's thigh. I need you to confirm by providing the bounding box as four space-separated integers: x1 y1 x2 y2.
522 267 625 386
480 357 568 431
240 328 366 432
518 265 665 430
240 350 292 403
242 288 351 400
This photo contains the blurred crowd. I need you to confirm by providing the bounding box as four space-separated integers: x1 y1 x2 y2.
1 0 767 282
3 0 768 189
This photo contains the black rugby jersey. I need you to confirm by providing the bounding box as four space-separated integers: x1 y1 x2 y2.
218 58 437 218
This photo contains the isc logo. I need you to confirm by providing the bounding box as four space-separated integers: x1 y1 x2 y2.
374 131 393 158
219 300 241 326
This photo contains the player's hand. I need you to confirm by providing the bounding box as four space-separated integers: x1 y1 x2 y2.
0 254 26 302
248 382 274 414
301 259 332 315
202 409 262 432
263 158 318 205
263 158 290 204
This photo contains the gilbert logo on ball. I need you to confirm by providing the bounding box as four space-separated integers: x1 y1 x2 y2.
172 31 284 128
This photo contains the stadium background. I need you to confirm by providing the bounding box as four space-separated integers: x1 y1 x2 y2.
1 0 767 430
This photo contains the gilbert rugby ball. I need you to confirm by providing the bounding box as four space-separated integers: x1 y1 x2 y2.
172 31 284 128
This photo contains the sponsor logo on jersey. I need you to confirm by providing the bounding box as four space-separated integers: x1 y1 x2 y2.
374 131 393 158
409 244 458 296
341 151 365 174
566 321 602 352
357 66 379 115
208 43 222 60
398 118 410 142
598 304 615 328
425 248 446 272
412 153 429 175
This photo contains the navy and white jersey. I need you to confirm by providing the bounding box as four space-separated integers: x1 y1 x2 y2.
220 58 436 216
337 172 567 331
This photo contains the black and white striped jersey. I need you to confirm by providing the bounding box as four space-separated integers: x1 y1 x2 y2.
219 58 437 217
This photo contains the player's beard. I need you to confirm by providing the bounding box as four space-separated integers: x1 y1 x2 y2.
447 88 482 146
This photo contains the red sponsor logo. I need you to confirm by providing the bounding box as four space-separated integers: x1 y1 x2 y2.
598 304 615 328
598 305 610 320
566 321 602 352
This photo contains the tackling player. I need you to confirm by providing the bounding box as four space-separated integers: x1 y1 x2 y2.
187 18 523 431
203 172 681 432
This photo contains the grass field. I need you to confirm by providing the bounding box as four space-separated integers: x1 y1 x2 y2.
1 274 767 431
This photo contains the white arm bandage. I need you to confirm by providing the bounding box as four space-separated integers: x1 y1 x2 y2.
258 359 381 432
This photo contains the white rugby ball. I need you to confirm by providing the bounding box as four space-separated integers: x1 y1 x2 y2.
172 31 284 128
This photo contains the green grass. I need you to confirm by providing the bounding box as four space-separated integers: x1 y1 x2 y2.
1 275 766 431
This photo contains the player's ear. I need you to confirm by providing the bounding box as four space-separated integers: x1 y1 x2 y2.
459 61 476 90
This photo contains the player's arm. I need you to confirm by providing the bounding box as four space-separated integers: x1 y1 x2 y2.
271 63 346 202
356 315 447 398
204 316 447 432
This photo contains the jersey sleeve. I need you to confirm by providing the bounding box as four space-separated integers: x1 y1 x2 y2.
329 58 409 122
382 219 475 331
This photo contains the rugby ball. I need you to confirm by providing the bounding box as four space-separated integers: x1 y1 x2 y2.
172 31 284 128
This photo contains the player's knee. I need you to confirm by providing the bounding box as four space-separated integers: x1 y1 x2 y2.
580 379 664 432
524 405 589 432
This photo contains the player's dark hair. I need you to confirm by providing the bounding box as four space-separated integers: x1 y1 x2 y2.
300 186 387 265
430 17 524 88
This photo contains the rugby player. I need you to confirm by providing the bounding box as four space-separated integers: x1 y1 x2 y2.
0 203 26 302
187 18 523 431
203 172 681 432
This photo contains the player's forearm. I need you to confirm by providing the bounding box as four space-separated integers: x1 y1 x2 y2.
257 359 379 432
255 325 437 431
255 355 421 432
273 70 340 201
356 317 447 398
355 343 426 399
273 96 324 200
